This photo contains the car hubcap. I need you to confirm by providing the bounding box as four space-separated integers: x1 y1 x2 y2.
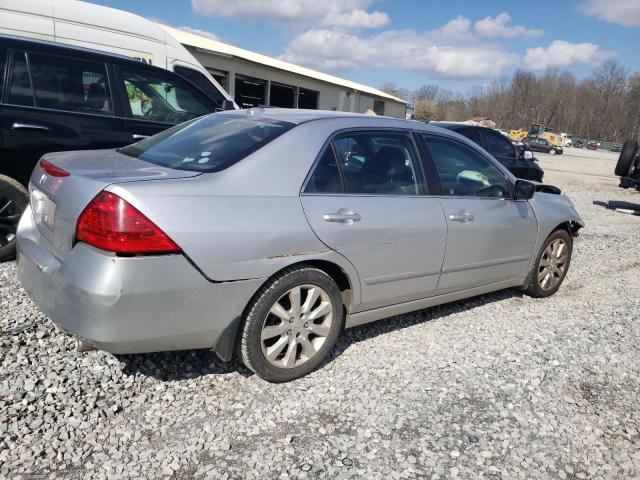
261 284 333 369
0 197 21 248
538 239 568 290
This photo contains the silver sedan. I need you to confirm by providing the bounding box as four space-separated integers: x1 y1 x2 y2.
17 109 584 382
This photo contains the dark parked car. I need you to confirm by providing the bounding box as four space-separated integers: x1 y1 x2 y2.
523 137 563 155
437 124 544 182
610 144 622 153
0 34 230 261
573 140 585 148
587 142 598 151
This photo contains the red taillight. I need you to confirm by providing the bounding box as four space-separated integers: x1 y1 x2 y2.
40 158 70 177
76 191 181 255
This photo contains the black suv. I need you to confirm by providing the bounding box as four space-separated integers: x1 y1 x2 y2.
522 137 563 155
0 35 230 261
436 124 544 183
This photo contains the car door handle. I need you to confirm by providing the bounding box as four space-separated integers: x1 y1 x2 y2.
12 122 50 132
448 211 474 223
323 210 361 224
132 134 150 141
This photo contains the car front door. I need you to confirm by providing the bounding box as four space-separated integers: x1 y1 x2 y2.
419 133 538 293
0 48 128 184
114 64 217 143
300 130 447 312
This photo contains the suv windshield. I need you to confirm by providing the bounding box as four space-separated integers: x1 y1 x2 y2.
119 115 295 172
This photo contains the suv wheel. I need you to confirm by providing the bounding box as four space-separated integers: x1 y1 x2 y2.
614 140 639 177
239 265 343 382
0 175 28 262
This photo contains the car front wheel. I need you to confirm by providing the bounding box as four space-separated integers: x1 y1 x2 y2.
239 265 343 382
549 149 556 155
523 229 573 298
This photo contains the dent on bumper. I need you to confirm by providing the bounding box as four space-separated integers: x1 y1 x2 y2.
17 209 264 355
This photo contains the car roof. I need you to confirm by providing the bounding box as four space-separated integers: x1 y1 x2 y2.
215 108 460 134
0 33 163 70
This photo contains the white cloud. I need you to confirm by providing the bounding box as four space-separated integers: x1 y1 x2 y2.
474 13 543 38
176 26 220 41
524 41 615 69
191 0 389 28
579 0 640 27
281 28 517 79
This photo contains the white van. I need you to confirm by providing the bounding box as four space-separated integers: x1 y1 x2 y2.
0 0 236 108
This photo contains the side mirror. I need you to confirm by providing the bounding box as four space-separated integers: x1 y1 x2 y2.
514 179 536 200
523 150 533 161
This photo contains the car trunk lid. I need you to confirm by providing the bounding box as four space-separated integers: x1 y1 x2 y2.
29 149 200 259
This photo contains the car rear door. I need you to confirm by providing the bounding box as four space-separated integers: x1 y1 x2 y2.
419 133 538 293
0 47 129 184
300 129 447 312
113 63 217 143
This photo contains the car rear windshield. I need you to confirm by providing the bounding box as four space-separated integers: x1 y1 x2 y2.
119 114 295 172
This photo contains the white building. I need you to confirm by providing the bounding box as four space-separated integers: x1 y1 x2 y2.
161 25 407 118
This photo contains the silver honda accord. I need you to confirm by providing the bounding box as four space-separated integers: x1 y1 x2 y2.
17 109 584 382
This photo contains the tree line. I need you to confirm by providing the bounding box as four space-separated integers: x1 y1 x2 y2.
382 60 640 142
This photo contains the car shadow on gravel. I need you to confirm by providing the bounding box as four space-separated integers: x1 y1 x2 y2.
593 199 640 215
329 288 523 361
115 350 253 381
116 288 523 382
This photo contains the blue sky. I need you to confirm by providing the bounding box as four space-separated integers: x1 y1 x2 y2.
94 0 640 94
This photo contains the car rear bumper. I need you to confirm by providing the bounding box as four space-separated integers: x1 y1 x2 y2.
16 206 264 356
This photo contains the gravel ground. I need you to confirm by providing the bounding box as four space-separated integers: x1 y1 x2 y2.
1 152 640 479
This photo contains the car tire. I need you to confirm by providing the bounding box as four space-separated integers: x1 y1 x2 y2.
614 140 639 177
0 175 28 262
549 149 556 155
523 229 573 298
239 265 344 382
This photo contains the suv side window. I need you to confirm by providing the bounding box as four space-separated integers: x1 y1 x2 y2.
305 147 343 193
119 66 213 124
458 128 482 147
332 131 425 195
173 65 226 107
0 47 6 101
484 130 516 158
28 52 113 115
7 51 34 106
423 135 510 198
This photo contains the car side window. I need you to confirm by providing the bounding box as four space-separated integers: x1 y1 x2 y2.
305 147 343 193
28 52 113 115
484 130 516 158
119 66 213 124
7 51 34 106
423 135 510 199
332 131 425 195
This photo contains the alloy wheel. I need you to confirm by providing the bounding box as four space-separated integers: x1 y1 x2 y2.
538 238 569 290
260 284 333 369
0 197 21 248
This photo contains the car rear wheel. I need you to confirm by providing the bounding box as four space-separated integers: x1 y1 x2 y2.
239 265 343 382
523 229 573 298
0 175 28 262
614 140 639 177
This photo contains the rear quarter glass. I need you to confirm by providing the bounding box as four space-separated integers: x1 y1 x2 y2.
119 115 295 173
